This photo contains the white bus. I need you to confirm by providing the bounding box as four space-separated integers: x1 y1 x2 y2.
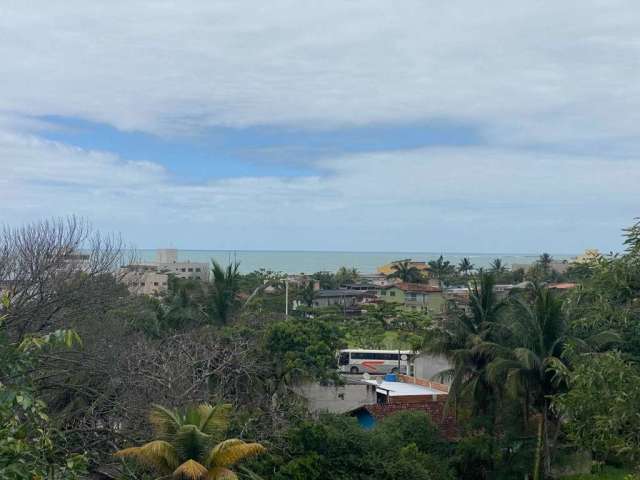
338 349 413 375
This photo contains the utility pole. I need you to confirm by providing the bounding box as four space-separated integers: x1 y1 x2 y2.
285 278 289 318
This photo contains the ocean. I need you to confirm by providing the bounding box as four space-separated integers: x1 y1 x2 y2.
133 250 576 274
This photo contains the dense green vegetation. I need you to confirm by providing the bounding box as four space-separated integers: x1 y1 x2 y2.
2 216 640 479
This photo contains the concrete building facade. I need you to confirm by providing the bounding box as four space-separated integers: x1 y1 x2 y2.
120 249 209 296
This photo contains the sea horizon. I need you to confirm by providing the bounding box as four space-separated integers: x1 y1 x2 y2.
131 249 580 274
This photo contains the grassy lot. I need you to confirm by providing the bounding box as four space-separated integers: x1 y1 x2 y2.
560 466 633 480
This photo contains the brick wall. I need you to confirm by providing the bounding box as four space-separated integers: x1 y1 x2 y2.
397 374 449 393
364 400 459 440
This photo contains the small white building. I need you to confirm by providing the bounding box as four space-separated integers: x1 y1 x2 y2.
293 380 377 414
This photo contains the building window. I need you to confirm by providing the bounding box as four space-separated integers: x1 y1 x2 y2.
153 282 159 286
181 268 186 272
196 268 201 272
380 290 386 296
390 291 396 297
140 282 145 286
188 268 193 272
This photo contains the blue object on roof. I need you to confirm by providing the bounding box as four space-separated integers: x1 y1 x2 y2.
384 373 398 382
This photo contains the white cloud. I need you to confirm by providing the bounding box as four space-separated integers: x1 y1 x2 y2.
0 0 639 146
1 130 636 252
1 1 639 253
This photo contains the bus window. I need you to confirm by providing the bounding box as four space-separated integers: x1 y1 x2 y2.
339 352 349 365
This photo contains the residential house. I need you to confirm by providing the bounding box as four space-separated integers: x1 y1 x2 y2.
294 373 456 438
378 282 445 313
312 289 377 308
352 374 458 438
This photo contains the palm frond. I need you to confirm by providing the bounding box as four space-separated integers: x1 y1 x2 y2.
209 466 239 480
114 446 142 459
174 425 211 463
431 368 456 384
513 347 541 372
198 403 232 437
470 341 510 359
173 459 209 480
206 439 266 468
544 356 570 388
587 330 622 350
114 440 179 474
149 404 182 438
486 357 520 385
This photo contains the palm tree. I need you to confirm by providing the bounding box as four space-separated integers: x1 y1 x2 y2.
388 260 421 283
208 260 241 324
490 258 506 274
458 257 474 277
486 284 617 479
164 277 206 329
335 266 359 285
298 280 317 307
428 256 455 286
538 253 553 275
426 271 507 416
115 404 265 480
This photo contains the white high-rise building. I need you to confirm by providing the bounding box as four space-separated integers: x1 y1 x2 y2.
120 249 209 296
157 248 178 264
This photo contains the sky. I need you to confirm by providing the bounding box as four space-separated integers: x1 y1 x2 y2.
1 1 639 253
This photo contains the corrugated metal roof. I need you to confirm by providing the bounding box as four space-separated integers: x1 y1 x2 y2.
362 379 446 397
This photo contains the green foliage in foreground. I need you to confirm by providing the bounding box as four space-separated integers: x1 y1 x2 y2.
251 411 453 480
0 299 87 479
264 316 346 384
554 350 640 463
559 466 634 480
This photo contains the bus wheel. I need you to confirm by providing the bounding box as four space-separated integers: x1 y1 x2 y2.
350 366 359 374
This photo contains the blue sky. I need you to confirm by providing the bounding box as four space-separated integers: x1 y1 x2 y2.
1 1 639 253
38 116 482 180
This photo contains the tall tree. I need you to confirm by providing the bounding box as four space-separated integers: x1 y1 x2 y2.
388 260 422 283
553 350 640 464
115 404 265 480
0 216 126 341
298 280 317 308
164 276 207 330
458 257 474 277
487 284 617 479
538 253 553 277
208 261 241 324
428 256 455 286
335 266 360 286
623 217 640 255
489 258 506 274
426 271 506 416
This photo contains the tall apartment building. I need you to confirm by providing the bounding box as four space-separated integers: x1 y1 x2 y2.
154 249 209 282
120 249 209 296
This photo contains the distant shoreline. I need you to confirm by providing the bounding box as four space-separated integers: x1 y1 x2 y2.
128 249 579 274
